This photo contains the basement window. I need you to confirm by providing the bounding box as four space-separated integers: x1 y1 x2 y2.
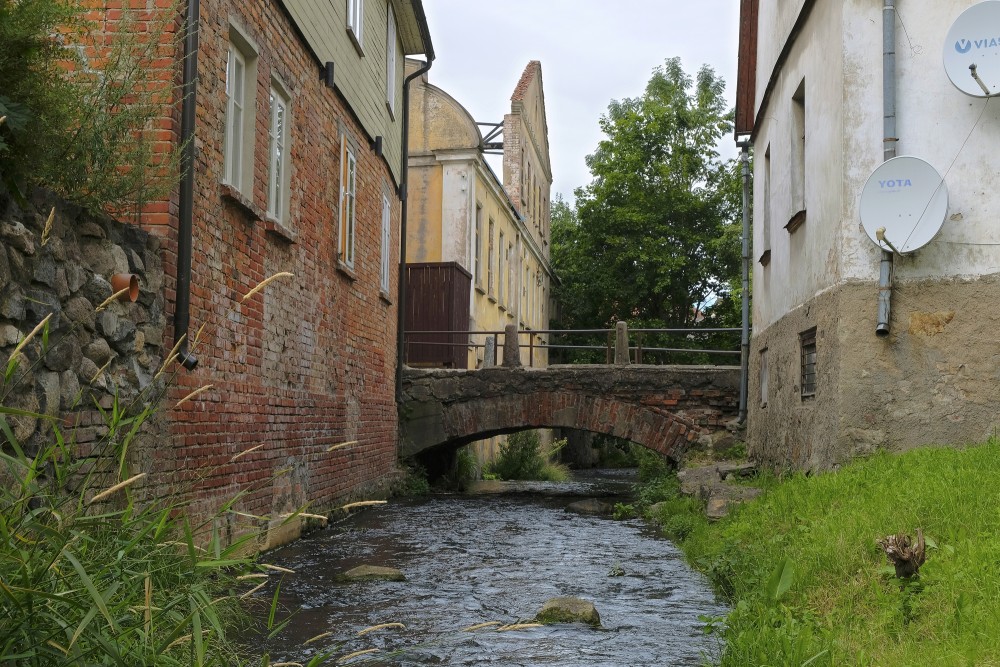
800 328 817 400
760 348 769 408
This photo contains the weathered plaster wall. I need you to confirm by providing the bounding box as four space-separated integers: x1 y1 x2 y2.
752 0 844 330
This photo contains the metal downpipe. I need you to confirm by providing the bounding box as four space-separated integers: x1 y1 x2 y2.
174 0 199 369
396 57 434 401
737 142 751 424
877 0 896 338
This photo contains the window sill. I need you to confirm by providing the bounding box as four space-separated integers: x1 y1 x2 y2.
475 285 486 295
487 295 497 304
379 290 392 305
347 28 364 57
785 209 806 234
336 259 357 281
220 183 263 222
386 100 395 121
264 216 297 243
498 304 506 313
759 249 771 266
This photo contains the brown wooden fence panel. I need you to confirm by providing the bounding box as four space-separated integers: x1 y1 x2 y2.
405 262 471 368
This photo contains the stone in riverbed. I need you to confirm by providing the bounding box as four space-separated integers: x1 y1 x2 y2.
535 597 601 627
338 565 405 582
565 499 613 516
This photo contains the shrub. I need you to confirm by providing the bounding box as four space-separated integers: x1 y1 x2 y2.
484 431 570 482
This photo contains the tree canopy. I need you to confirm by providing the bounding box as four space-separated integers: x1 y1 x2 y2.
551 57 742 362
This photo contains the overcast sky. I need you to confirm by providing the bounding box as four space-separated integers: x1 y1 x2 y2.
420 0 741 202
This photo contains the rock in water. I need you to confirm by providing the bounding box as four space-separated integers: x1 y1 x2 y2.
535 597 601 627
338 565 405 582
565 499 613 516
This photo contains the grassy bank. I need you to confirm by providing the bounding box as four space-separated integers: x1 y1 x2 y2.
638 441 1000 666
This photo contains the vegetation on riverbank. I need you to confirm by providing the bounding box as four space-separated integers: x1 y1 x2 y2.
636 440 1000 666
482 431 570 482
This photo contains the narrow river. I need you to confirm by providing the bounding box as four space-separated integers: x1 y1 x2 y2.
260 471 727 666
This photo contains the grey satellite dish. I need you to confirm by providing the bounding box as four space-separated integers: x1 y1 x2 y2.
944 1 1000 97
860 156 948 254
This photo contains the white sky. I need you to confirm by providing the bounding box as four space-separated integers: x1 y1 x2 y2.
420 0 741 202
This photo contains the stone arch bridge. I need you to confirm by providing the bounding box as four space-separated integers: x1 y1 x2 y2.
399 365 741 463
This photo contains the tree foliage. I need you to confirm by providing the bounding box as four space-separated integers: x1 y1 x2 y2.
0 0 181 214
551 58 742 363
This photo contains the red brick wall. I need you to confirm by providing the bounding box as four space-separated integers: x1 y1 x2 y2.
93 0 403 546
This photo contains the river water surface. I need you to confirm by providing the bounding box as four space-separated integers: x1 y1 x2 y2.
261 471 727 666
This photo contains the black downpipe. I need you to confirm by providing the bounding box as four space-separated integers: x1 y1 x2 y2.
174 0 199 369
396 57 434 401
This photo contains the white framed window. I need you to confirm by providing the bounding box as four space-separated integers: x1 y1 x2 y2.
487 219 495 296
267 83 290 221
339 134 357 268
380 193 391 293
385 4 397 113
498 230 505 306
224 39 257 194
474 204 483 287
347 0 364 49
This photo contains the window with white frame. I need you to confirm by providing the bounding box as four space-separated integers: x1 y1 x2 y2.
347 0 363 48
224 37 256 194
339 134 358 268
380 193 391 293
385 4 397 112
267 83 290 221
487 219 495 296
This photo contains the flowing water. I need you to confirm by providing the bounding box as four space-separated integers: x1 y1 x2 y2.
259 471 727 666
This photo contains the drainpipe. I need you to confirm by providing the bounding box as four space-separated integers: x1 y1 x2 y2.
396 55 434 401
877 0 896 338
737 141 751 424
174 0 199 369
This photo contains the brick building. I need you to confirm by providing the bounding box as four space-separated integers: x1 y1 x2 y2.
92 0 433 547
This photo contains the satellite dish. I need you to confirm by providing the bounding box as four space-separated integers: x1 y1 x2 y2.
944 1 1000 97
859 156 948 254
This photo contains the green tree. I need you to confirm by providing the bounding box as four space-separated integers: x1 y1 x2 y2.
551 57 742 364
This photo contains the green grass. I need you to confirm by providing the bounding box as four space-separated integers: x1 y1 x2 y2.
652 441 1000 666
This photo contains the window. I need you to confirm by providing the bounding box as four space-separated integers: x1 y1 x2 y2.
267 84 290 221
339 134 357 268
789 79 806 232
474 204 483 287
385 4 397 112
380 194 391 293
487 219 495 296
224 38 256 194
800 328 817 400
760 348 769 407
498 230 505 305
506 240 514 309
347 0 363 49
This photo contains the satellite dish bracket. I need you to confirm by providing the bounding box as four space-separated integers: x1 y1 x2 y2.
875 227 905 256
969 64 995 97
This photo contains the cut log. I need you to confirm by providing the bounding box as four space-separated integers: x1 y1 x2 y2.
877 528 926 578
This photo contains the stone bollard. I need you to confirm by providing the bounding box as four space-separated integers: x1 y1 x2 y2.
483 336 496 368
502 324 521 367
614 321 630 366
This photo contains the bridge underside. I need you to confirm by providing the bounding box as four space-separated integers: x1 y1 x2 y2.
399 365 741 463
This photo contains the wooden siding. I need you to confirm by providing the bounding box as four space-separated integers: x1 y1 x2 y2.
405 262 472 368
283 0 406 184
736 0 759 137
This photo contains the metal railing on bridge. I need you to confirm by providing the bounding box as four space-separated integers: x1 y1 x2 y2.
403 322 743 369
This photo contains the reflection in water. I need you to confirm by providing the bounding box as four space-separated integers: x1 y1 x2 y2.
259 473 726 666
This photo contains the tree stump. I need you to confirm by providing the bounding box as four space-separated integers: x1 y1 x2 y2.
877 528 926 578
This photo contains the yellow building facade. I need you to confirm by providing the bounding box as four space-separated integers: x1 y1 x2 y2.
404 60 554 370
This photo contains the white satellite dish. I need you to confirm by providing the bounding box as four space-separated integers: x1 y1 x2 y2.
944 1 1000 97
859 156 948 254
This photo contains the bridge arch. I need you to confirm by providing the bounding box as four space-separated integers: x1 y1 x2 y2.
399 365 740 463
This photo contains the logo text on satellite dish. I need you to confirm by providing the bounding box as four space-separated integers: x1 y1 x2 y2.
954 37 1000 53
879 179 913 189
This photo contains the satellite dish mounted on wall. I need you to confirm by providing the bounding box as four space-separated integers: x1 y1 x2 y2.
944 1 1000 97
860 156 949 255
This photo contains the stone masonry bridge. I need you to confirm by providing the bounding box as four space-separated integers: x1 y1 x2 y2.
399 365 741 463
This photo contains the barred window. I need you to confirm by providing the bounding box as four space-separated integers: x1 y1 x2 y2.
800 328 817 399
